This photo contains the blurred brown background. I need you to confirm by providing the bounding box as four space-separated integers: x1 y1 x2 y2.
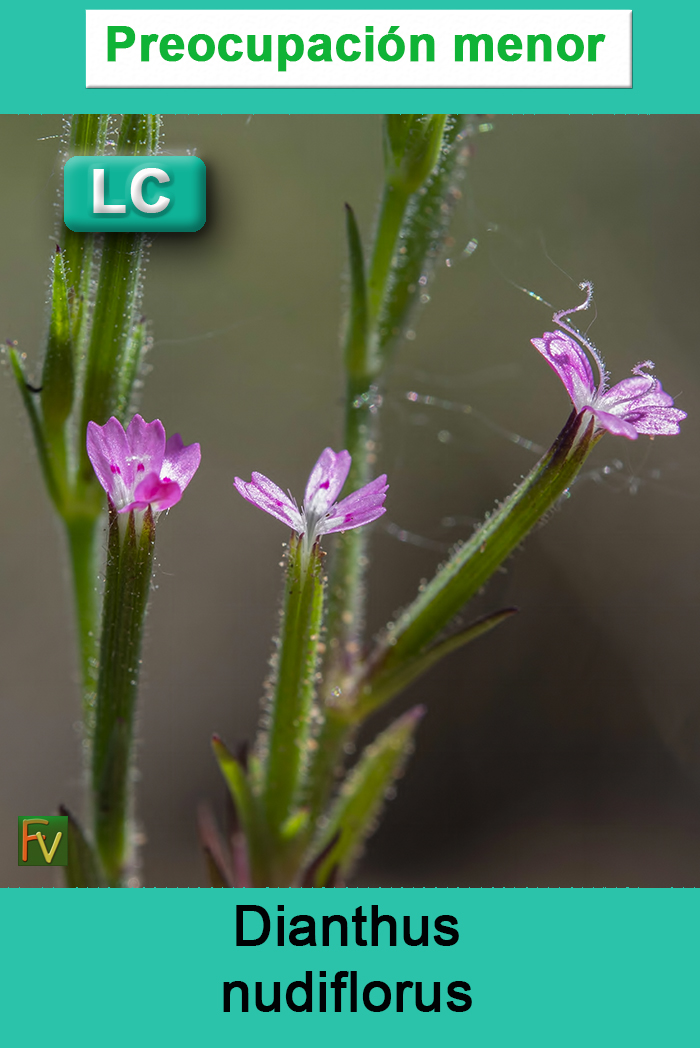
1 115 698 887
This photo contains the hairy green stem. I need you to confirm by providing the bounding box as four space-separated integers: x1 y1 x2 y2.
367 183 411 321
92 504 155 885
308 118 468 831
65 515 101 715
262 534 324 836
361 413 599 703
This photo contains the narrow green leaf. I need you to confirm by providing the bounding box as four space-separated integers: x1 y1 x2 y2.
212 736 257 836
118 114 162 156
357 608 517 718
368 413 598 685
367 182 411 322
7 345 61 509
321 116 469 713
281 808 310 842
41 248 74 441
78 231 147 476
263 534 325 832
343 203 373 381
331 200 378 673
300 830 341 887
115 319 149 421
212 734 267 886
67 113 110 156
312 705 425 885
62 114 110 342
59 805 103 888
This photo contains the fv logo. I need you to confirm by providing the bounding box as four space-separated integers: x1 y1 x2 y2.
18 816 69 866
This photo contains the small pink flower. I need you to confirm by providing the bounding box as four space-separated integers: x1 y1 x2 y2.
87 414 201 513
531 283 686 440
234 447 388 543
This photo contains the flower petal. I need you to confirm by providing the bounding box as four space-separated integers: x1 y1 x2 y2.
588 408 640 440
126 414 166 483
598 374 673 410
124 472 182 512
621 405 687 436
162 433 202 491
598 374 685 436
234 472 304 532
304 448 351 517
86 417 131 507
531 331 595 410
323 474 388 533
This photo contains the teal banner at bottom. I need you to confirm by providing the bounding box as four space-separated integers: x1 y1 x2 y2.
1 888 695 1045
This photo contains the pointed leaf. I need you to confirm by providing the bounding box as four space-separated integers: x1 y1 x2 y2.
115 320 149 421
357 608 517 717
212 736 256 832
7 345 61 508
41 248 75 440
367 413 597 685
300 830 341 887
61 114 110 344
312 705 425 885
212 734 268 887
343 203 373 381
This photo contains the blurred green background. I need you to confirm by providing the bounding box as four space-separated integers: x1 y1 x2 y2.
1 115 698 887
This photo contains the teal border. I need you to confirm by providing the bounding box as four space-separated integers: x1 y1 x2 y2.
6 1 700 113
1 888 697 1044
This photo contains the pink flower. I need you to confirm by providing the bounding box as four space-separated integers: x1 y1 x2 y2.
87 414 201 513
531 283 686 440
234 447 388 543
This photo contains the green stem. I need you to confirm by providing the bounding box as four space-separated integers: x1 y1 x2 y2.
303 705 356 828
367 183 411 322
78 115 161 482
65 515 102 715
263 534 324 835
311 705 425 886
92 504 155 885
62 115 110 351
79 233 147 473
322 173 415 692
324 375 379 679
355 609 516 719
307 380 378 824
362 413 599 696
308 121 466 825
